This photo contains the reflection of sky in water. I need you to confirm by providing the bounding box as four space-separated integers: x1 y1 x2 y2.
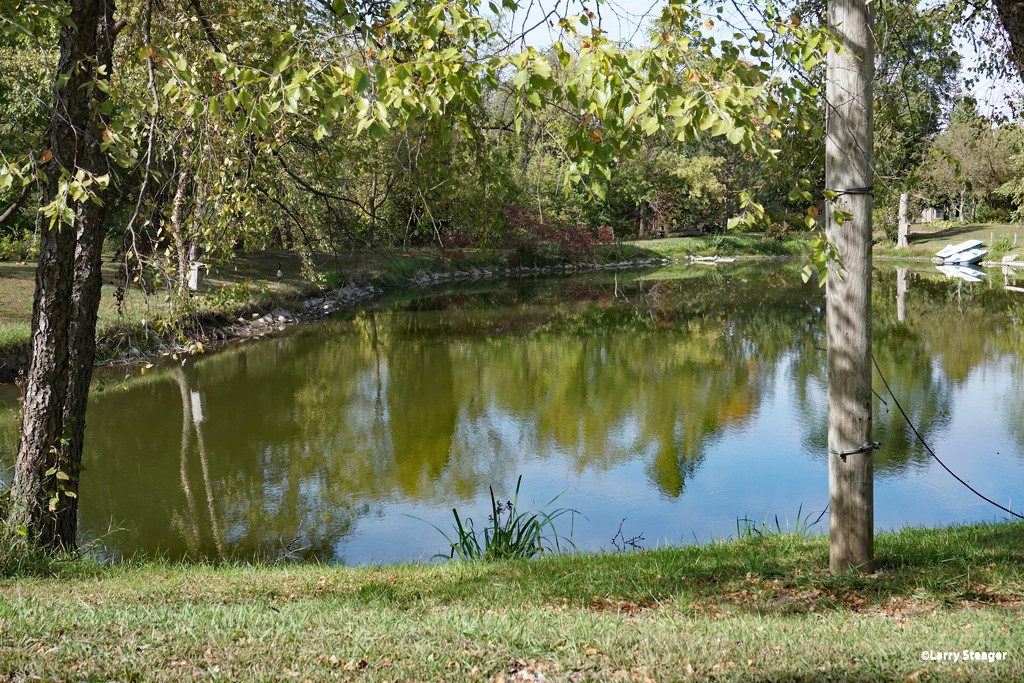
876 354 1021 530
1 266 1024 565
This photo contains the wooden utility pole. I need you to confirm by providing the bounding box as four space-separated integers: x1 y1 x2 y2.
826 0 875 572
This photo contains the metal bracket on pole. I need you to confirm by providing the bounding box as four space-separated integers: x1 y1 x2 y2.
829 441 881 461
825 186 875 197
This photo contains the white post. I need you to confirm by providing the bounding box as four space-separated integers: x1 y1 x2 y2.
897 193 909 249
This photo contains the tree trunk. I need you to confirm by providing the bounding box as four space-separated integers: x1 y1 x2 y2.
8 0 116 550
897 193 909 249
172 163 192 298
826 0 875 573
993 0 1024 80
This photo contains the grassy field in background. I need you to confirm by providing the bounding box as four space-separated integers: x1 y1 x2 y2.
875 222 1024 260
0 237 801 360
1 224 1020 360
0 249 423 361
1 522 1022 680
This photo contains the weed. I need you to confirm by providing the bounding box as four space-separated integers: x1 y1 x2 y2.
0 321 31 355
424 476 577 561
735 504 821 540
992 234 1014 253
706 234 725 253
0 491 58 578
202 280 269 310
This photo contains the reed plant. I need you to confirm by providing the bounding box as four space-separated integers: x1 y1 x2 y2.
430 476 577 561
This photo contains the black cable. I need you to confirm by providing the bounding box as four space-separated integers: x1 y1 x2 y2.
871 354 1024 521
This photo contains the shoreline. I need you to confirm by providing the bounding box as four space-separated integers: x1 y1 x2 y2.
2 254 704 384
3 227 1018 384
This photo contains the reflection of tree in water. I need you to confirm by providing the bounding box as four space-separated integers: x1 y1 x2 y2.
859 267 1024 474
81 347 367 563
56 264 1024 561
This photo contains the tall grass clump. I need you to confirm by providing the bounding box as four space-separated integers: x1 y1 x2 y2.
991 234 1015 255
0 321 31 354
0 490 61 578
427 476 577 561
735 504 821 540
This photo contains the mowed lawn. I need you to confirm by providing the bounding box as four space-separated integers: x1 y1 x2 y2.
1 522 1023 681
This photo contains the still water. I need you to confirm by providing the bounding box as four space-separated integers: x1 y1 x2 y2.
2 263 1024 564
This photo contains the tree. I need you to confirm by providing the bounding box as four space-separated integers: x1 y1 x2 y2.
7 0 119 548
993 0 1024 78
920 100 1021 220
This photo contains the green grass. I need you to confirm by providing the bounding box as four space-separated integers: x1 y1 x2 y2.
874 222 1024 260
1 522 1022 680
0 236 774 362
637 233 811 259
3 223 1021 367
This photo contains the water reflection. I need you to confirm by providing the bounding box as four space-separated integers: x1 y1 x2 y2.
2 263 1024 564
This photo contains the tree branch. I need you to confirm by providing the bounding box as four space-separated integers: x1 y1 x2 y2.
0 184 32 225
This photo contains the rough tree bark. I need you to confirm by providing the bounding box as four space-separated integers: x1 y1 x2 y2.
826 0 875 573
171 152 193 299
994 0 1024 79
8 0 117 549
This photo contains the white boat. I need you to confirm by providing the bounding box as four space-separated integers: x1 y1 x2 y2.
946 248 987 265
936 239 983 259
937 264 987 282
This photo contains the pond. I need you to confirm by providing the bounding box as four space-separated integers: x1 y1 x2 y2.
2 262 1024 564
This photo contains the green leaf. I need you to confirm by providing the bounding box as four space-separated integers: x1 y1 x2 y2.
353 68 371 93
710 119 732 137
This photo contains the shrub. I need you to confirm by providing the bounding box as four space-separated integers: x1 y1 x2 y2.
0 233 38 262
502 205 607 262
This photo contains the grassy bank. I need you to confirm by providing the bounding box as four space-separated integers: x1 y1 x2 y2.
0 236 804 366
7 222 1024 369
874 222 1024 260
2 522 1022 680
